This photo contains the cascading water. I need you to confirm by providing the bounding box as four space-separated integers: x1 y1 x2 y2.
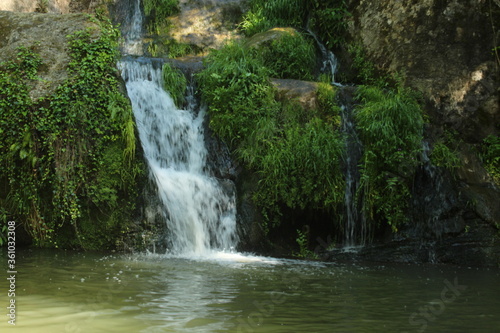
119 59 238 256
340 102 366 249
115 0 238 256
306 28 339 86
119 0 144 56
307 26 366 248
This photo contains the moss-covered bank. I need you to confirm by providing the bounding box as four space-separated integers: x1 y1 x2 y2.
0 12 145 250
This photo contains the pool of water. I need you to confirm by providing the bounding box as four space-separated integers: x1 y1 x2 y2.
1 249 499 332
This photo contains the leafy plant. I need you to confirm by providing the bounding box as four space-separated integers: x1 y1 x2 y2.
143 0 180 35
241 0 349 48
35 0 49 13
162 62 187 107
355 86 424 231
258 32 316 80
198 41 345 233
430 133 461 171
197 41 278 146
240 0 307 36
294 228 318 259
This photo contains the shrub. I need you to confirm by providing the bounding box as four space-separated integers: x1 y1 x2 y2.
198 41 345 232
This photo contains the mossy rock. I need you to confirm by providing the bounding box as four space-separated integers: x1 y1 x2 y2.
0 11 97 100
244 27 298 49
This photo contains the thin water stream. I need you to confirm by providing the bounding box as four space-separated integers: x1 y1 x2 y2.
1 249 499 332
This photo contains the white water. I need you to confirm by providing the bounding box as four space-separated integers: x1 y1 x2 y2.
118 59 238 256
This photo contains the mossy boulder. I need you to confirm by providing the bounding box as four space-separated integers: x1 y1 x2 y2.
0 11 98 100
244 27 298 49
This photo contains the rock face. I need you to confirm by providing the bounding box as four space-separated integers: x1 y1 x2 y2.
0 0 103 14
169 0 247 51
344 0 500 266
347 0 499 142
0 11 97 100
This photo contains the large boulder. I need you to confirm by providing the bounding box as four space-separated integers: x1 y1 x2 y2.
346 0 500 142
0 11 97 100
168 0 247 51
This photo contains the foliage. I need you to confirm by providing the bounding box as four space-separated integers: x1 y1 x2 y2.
482 135 500 185
431 142 461 170
430 133 461 171
294 228 318 259
0 16 142 249
316 82 341 127
240 0 306 36
355 86 424 231
148 37 201 58
35 0 49 13
198 41 345 232
255 119 345 217
197 42 278 146
143 0 180 35
348 44 393 87
241 0 349 48
258 32 316 80
162 62 187 107
307 0 350 48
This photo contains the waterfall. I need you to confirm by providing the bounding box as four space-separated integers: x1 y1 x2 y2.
306 25 366 248
120 0 144 56
118 59 238 256
306 28 339 85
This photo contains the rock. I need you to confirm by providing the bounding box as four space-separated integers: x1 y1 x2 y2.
0 11 98 100
271 78 319 110
167 55 204 74
169 0 247 51
0 0 105 14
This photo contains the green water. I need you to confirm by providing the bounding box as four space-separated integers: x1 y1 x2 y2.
1 249 499 332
